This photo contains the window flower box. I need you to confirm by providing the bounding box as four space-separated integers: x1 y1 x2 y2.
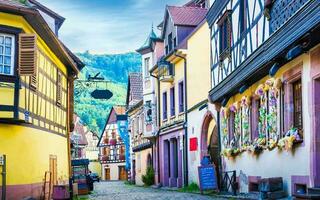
109 138 116 145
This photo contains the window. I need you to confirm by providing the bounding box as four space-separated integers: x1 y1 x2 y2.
56 71 62 106
144 57 150 77
228 111 235 145
163 92 167 120
239 0 247 35
0 34 15 75
293 79 303 131
139 113 144 133
217 10 232 58
251 98 260 140
145 101 152 123
170 87 175 116
178 81 184 113
30 74 37 91
135 116 139 134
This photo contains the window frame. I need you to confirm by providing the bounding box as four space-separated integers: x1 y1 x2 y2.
217 10 232 60
170 86 175 117
283 64 303 137
0 33 15 76
178 81 184 113
162 91 168 121
144 57 150 78
292 79 303 132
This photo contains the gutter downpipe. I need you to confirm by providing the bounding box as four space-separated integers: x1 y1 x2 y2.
174 53 188 187
150 72 161 185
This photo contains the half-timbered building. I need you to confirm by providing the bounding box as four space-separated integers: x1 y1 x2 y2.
206 0 320 197
0 0 84 199
98 106 128 181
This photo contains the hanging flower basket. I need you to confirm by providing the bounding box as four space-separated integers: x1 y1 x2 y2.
109 138 117 145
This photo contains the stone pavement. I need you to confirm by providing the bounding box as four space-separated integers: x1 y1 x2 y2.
87 181 232 200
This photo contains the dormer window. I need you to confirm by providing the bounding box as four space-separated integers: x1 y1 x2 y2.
217 10 232 60
0 34 15 75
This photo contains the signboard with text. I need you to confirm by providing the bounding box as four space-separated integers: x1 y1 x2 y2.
198 164 218 193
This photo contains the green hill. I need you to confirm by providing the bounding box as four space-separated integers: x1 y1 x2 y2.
74 51 141 135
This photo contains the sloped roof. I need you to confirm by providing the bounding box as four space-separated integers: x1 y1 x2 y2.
126 73 143 106
72 114 88 146
167 6 207 26
0 0 81 73
136 27 163 53
113 105 126 116
0 0 30 8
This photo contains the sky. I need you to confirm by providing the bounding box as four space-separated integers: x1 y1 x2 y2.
38 0 186 54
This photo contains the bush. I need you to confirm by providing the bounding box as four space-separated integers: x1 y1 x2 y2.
142 166 155 186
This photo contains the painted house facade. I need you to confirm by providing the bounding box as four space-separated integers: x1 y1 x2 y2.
150 0 208 188
126 73 153 185
0 0 83 199
206 0 320 197
71 114 88 159
136 28 164 184
98 106 128 181
85 130 101 177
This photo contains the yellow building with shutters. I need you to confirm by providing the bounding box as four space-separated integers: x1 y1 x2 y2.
0 1 83 199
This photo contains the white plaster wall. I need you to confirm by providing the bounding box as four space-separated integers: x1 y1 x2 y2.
142 51 157 136
187 105 218 184
101 162 126 181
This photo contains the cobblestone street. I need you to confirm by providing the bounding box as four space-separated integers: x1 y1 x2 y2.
88 181 229 200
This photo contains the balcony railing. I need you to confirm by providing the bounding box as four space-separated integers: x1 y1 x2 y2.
99 154 125 163
269 0 309 33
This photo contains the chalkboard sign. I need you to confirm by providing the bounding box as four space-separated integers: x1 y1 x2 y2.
198 164 218 193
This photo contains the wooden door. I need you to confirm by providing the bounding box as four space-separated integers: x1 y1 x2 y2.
49 155 57 184
105 168 110 180
118 166 127 181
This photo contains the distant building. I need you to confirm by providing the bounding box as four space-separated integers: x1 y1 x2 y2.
150 0 208 188
71 114 88 159
85 129 101 177
136 27 164 185
0 0 84 199
98 106 128 181
126 72 153 185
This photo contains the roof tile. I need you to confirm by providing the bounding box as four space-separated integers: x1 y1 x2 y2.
168 6 208 26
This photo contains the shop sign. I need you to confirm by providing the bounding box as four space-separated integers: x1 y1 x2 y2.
198 158 218 193
189 137 198 151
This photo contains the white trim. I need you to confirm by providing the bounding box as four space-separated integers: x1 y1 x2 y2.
0 33 15 76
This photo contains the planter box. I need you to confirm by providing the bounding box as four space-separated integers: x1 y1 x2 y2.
259 177 283 192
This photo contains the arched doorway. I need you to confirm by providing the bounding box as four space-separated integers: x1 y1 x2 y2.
200 111 221 188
